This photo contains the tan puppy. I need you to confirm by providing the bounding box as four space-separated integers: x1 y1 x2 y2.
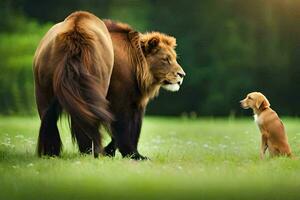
240 92 292 159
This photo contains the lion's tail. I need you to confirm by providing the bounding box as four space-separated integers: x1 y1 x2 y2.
53 28 112 127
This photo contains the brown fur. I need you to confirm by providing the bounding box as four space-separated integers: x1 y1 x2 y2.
33 11 114 157
33 11 185 160
100 20 185 159
240 92 293 159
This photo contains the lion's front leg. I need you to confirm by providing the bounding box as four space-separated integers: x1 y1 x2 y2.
104 139 116 157
112 109 149 160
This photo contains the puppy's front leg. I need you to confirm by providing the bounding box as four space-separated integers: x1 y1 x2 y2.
260 135 268 159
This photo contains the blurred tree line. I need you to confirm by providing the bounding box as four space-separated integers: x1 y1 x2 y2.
0 0 299 116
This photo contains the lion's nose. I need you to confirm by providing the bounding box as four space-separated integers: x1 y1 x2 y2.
177 71 186 78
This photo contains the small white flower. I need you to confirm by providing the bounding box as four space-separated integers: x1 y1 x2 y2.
186 141 193 145
74 161 81 165
27 163 34 167
219 144 227 149
169 131 177 136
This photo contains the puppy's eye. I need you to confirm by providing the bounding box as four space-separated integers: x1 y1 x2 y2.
248 96 252 100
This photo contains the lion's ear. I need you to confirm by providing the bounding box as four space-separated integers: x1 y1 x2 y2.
141 36 160 55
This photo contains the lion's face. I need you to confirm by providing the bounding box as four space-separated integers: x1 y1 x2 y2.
141 32 185 92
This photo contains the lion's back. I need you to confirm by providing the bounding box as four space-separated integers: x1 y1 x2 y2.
34 11 114 90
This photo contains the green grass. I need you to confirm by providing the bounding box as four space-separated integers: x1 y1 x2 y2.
1 116 300 200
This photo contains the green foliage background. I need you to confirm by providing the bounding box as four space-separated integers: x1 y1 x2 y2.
0 0 299 116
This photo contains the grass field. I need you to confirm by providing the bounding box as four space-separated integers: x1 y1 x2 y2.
1 116 300 200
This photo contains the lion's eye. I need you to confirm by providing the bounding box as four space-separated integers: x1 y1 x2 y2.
162 57 170 64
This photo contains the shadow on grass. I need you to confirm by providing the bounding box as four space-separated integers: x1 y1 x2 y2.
0 147 91 164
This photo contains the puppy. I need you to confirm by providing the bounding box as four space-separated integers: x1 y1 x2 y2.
240 92 292 159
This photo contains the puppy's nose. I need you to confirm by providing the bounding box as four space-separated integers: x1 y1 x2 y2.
177 72 186 78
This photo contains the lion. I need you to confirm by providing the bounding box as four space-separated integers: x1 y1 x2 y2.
100 20 186 160
34 11 185 160
33 11 114 158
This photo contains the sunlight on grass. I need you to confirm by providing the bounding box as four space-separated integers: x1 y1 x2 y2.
0 116 300 200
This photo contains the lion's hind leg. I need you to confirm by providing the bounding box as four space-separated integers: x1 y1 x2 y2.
70 118 102 158
71 117 93 154
37 99 62 157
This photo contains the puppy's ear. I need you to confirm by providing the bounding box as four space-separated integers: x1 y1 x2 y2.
256 96 270 110
262 98 270 109
141 36 160 55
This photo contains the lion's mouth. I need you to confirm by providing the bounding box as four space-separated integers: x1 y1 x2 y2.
163 80 173 85
163 80 183 86
162 79 183 92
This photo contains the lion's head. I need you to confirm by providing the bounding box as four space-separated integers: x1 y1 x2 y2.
140 32 185 92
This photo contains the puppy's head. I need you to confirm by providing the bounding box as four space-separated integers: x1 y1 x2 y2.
240 92 270 111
